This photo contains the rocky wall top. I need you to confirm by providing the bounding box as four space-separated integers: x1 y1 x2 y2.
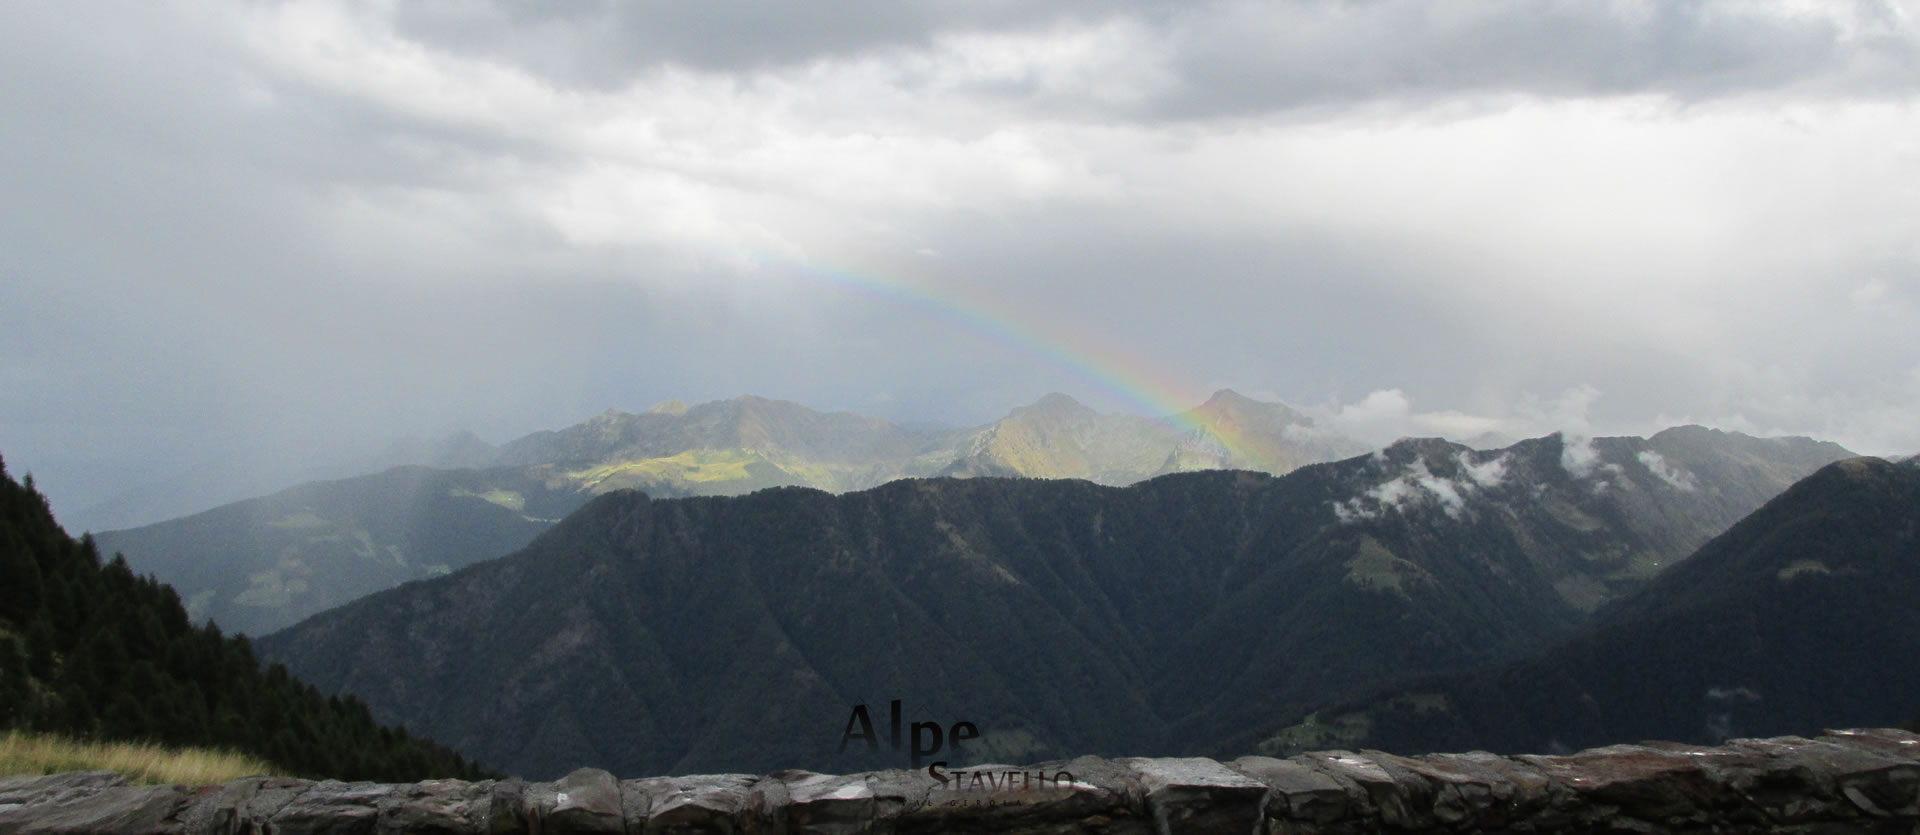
3 728 1919 834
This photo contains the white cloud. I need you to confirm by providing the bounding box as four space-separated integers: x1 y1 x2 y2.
1368 471 1422 510
1706 685 1762 703
1408 410 1512 441
1331 502 1371 524
1350 389 1413 420
1458 452 1509 489
237 0 1128 264
1561 435 1603 480
1533 386 1603 438
1334 454 1498 523
1637 450 1699 491
1319 385 1617 450
1412 467 1468 519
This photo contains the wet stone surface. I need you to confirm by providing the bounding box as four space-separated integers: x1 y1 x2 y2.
3 730 1920 833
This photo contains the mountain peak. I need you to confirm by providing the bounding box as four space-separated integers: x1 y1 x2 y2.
1819 455 1902 483
645 400 689 416
727 394 813 416
1186 388 1305 427
1647 424 1749 448
1381 435 1464 459
1200 388 1258 409
1015 392 1095 420
1649 424 1856 462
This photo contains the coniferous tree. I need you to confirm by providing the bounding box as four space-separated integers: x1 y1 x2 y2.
25 615 57 679
0 634 29 725
0 531 41 623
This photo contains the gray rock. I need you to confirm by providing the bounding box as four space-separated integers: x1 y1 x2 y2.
1372 751 1516 827
242 777 313 825
1520 743 1717 825
269 780 393 835
1732 733 1919 822
1635 739 1786 827
1804 736 1918 821
548 769 622 835
617 779 655 835
855 767 924 822
173 776 294 835
1122 756 1267 835
0 784 187 835
1822 729 1920 818
0 772 128 811
376 778 490 835
0 774 122 800
1355 751 1439 829
742 773 789 835
632 774 757 835
901 757 1143 835
519 778 559 827
486 778 529 835
779 771 875 835
1297 750 1408 826
1230 756 1349 825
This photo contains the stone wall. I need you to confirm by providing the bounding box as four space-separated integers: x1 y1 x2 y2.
4 728 1919 834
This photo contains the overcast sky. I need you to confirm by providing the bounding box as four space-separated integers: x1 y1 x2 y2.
4 0 1918 521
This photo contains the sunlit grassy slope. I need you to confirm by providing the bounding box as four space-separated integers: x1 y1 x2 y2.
0 730 275 786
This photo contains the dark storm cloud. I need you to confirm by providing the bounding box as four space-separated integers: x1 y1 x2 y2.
1156 1 1912 118
389 1 1917 116
389 0 1150 84
0 3 795 518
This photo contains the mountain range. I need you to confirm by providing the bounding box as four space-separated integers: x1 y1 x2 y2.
1241 454 1920 759
98 391 1366 635
253 427 1855 779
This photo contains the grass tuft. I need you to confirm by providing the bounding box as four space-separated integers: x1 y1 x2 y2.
0 730 276 786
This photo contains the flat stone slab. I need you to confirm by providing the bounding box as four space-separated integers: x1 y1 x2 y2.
268 780 393 835
0 773 129 810
548 769 622 834
898 757 1146 835
1371 750 1521 827
780 771 879 834
375 778 491 834
628 773 758 834
1121 757 1267 835
0 783 188 835
1231 756 1350 825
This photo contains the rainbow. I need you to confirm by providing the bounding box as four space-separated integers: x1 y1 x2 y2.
747 248 1286 473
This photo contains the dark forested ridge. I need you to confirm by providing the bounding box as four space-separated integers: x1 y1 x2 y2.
0 455 492 782
1245 455 1920 758
257 428 1850 779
